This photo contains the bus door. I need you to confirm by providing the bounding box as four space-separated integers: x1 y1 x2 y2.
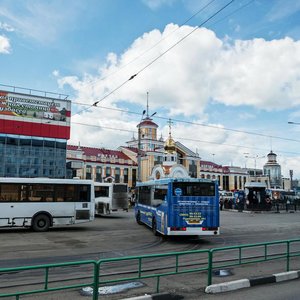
74 184 93 220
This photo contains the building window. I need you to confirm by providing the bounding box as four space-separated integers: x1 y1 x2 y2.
124 168 128 183
106 167 111 178
115 168 120 183
96 166 102 182
86 165 92 180
132 169 137 187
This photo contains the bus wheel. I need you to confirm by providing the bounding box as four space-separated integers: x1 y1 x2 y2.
32 214 50 232
152 218 158 236
136 212 142 225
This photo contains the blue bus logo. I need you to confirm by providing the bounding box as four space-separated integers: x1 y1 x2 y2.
174 188 182 196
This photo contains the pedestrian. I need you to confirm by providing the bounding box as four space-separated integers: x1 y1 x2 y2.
220 196 224 211
265 195 272 211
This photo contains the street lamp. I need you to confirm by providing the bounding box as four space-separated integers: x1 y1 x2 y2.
244 153 264 179
211 153 215 163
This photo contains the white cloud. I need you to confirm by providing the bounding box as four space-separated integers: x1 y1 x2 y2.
0 35 11 53
61 24 300 114
57 23 300 177
0 22 14 32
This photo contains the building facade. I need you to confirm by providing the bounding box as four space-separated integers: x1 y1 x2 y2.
263 151 282 188
200 160 249 191
66 145 138 187
0 87 71 178
123 114 201 182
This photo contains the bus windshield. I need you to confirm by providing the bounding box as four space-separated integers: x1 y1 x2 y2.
173 182 215 197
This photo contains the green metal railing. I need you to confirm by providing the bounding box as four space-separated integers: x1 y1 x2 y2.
1 238 300 299
207 238 300 285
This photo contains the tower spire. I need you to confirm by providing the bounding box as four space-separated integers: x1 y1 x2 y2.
146 91 149 118
168 118 173 138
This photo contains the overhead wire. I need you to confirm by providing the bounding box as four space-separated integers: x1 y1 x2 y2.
71 121 300 156
73 0 217 89
71 103 300 144
73 0 235 116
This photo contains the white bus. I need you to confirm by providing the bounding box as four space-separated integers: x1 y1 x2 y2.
94 182 128 215
0 177 95 232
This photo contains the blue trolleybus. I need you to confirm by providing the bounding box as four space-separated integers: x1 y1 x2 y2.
135 178 220 236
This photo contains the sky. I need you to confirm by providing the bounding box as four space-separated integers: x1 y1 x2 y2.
1 0 300 178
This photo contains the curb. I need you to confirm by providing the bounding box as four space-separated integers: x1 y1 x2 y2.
205 270 300 294
121 292 184 300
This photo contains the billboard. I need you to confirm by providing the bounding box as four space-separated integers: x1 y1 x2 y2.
0 90 71 122
0 90 71 139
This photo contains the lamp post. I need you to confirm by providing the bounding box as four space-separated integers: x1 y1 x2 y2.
244 154 264 179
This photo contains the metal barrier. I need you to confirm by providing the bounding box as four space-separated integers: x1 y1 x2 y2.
1 238 300 299
0 260 98 299
207 238 300 285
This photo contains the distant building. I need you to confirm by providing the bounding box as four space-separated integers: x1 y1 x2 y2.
66 145 138 187
121 114 201 183
0 86 70 178
200 161 249 191
263 151 282 188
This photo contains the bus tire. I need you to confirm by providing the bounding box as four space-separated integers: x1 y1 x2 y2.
152 218 158 236
32 214 51 232
136 212 142 225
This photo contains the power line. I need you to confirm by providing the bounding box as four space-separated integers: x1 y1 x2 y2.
73 0 235 116
71 0 217 91
71 121 300 156
71 103 300 144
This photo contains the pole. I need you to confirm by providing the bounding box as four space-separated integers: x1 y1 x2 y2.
137 123 142 182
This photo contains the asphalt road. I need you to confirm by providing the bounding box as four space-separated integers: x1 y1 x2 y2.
1 209 300 299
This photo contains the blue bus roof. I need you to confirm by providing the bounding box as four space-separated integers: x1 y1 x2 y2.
136 177 216 187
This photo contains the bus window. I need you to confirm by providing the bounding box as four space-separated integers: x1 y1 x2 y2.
65 185 76 202
1 184 20 202
95 186 109 198
173 182 215 197
78 185 90 202
138 186 151 205
28 184 54 202
113 184 127 193
55 184 65 202
152 185 167 207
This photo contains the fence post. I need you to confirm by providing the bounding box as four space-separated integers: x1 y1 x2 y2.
287 241 290 272
207 250 213 286
93 262 100 300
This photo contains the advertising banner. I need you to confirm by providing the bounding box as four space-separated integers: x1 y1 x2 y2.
0 90 71 139
0 90 71 123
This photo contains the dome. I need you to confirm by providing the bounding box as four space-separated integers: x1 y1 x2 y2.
164 136 176 153
267 150 277 163
137 117 158 128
